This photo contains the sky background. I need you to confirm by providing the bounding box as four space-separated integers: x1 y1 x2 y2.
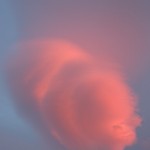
0 0 150 150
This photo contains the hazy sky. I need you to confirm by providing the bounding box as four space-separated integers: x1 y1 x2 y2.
1 0 150 150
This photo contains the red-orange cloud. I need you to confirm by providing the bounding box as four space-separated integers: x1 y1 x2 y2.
6 39 141 150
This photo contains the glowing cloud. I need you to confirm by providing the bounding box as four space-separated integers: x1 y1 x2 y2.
5 39 141 150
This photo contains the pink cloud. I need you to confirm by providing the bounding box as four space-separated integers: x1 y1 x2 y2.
5 39 141 150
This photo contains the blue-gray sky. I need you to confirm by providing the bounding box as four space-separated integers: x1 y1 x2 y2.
1 0 150 150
